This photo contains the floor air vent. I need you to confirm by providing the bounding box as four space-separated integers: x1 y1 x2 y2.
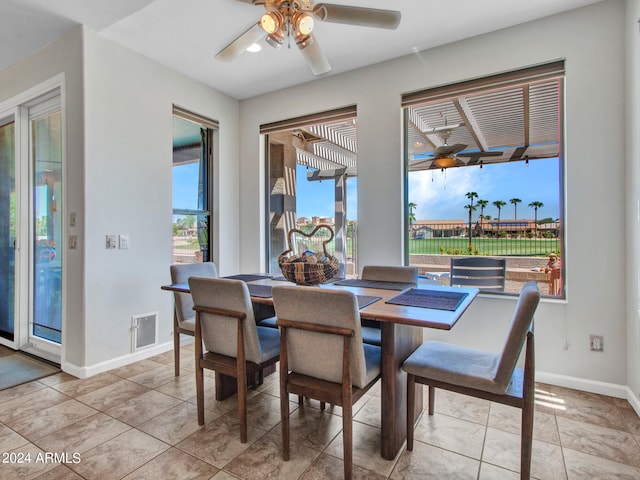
132 312 158 352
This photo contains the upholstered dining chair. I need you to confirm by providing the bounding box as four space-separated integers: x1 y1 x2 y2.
188 277 280 442
402 281 540 480
450 256 506 292
272 286 382 480
169 261 218 376
359 265 418 346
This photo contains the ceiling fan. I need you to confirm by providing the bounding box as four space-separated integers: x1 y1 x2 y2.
216 0 401 75
429 127 503 169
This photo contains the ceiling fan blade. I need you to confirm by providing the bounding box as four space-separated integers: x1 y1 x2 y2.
458 150 504 157
312 4 401 29
434 143 467 156
215 22 266 61
297 34 331 75
234 0 265 4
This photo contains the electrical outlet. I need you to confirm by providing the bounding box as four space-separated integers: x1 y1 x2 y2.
68 235 77 250
590 335 604 352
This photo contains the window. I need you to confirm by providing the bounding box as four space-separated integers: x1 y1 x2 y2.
172 106 217 264
403 61 565 297
262 106 358 276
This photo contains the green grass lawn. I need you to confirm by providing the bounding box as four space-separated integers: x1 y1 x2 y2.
409 237 560 256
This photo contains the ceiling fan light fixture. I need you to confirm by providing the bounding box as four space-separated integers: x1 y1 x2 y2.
260 11 283 34
434 157 457 169
266 31 285 48
293 12 314 36
246 43 262 53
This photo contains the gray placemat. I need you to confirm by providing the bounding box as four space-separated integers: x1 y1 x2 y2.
386 288 468 311
356 295 382 309
224 274 272 282
247 284 273 298
334 278 413 290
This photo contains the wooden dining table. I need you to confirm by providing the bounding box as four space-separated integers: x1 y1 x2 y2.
162 275 478 460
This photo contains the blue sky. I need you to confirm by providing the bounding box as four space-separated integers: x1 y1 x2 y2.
296 158 560 222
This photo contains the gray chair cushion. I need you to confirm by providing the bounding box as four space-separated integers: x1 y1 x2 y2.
189 277 279 365
257 316 278 329
361 265 418 284
170 262 218 330
361 326 382 346
272 286 377 388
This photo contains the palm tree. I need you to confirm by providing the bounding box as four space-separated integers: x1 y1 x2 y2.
408 202 417 238
510 197 522 219
477 199 488 235
529 201 544 236
465 203 477 249
465 192 479 247
492 200 506 236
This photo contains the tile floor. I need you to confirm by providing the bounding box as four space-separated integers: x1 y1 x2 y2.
1 345 640 479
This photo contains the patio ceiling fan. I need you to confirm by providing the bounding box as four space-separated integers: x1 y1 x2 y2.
216 0 401 75
429 127 503 169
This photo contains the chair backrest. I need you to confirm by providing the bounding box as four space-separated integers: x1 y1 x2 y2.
188 277 264 364
450 257 506 291
170 262 218 324
361 265 418 284
272 286 370 388
493 281 540 390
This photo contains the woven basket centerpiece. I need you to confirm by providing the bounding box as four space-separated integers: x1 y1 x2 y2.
278 224 340 286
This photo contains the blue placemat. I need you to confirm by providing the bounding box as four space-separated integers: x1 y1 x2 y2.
334 278 413 290
356 295 382 309
386 289 468 311
224 274 272 282
247 284 273 298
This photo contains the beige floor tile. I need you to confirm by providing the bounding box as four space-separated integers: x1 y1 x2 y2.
557 416 640 467
563 447 640 480
75 379 149 411
554 402 629 431
49 372 122 398
391 441 480 479
0 443 59 480
155 373 198 400
67 429 169 480
482 427 566 480
0 380 48 403
104 390 183 427
478 462 520 479
210 471 243 479
413 412 486 459
138 402 208 445
176 415 266 468
33 413 130 454
299 453 387 480
127 364 177 389
6 399 98 441
226 392 295 432
0 388 69 424
287 405 343 451
325 421 397 477
431 389 490 425
225 430 319 480
36 372 77 387
121 447 218 479
488 402 560 445
618 404 640 435
110 359 168 379
0 423 30 452
32 464 85 479
353 395 381 428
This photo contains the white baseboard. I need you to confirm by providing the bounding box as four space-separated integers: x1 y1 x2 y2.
61 339 183 379
537 370 628 398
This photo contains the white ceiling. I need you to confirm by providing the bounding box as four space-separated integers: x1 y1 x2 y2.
1 0 601 100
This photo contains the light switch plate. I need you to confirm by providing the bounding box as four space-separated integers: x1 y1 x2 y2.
106 234 117 249
119 234 129 250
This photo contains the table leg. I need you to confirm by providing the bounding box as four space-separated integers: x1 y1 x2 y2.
380 322 423 460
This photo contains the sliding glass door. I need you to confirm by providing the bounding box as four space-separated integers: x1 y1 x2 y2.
0 118 16 341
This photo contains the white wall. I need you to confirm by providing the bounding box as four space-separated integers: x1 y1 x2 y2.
0 28 86 367
240 0 629 390
81 29 240 369
625 0 640 402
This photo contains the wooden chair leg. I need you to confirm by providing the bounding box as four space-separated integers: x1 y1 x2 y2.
298 395 303 405
428 385 435 415
521 400 534 479
238 371 248 443
195 361 205 425
342 402 353 480
406 374 415 451
320 401 326 410
280 383 290 460
173 313 180 376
